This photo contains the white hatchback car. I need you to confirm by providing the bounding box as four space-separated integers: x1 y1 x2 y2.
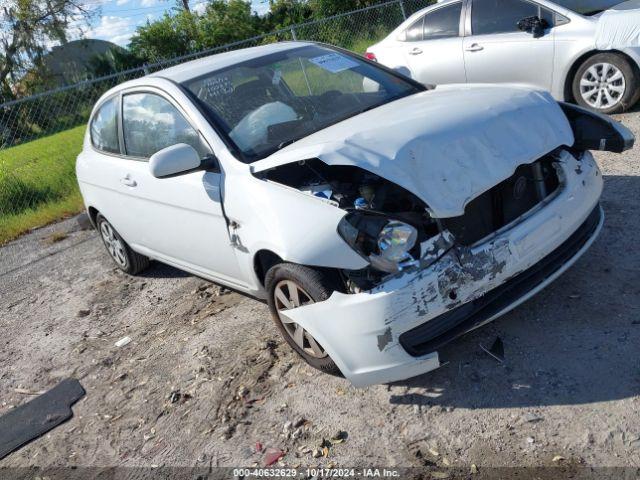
77 42 634 387
366 0 640 114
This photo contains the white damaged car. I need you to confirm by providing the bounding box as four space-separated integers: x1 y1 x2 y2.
77 42 634 387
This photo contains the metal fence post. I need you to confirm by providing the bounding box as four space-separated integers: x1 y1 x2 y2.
398 0 407 19
290 26 298 41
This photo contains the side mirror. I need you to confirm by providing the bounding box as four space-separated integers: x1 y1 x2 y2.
517 16 548 38
149 143 202 178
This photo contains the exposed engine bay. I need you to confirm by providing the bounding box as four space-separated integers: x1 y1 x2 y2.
259 154 565 292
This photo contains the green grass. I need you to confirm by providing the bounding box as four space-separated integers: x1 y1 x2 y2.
0 125 86 244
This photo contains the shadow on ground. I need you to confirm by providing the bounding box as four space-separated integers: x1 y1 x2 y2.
389 174 640 409
138 262 191 279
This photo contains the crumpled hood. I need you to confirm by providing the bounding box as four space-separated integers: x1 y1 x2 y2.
252 85 574 218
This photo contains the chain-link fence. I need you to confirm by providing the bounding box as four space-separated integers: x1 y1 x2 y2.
0 0 434 242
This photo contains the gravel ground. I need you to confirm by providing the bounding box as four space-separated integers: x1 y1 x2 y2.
0 109 639 473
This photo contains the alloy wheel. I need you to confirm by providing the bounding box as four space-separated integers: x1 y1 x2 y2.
273 280 328 359
100 221 128 269
580 62 626 110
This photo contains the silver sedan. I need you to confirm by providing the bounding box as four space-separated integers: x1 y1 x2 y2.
367 0 640 114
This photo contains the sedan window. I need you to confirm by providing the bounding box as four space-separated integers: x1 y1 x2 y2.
423 3 462 40
183 45 422 163
472 0 540 35
90 97 120 154
405 17 425 42
122 93 207 159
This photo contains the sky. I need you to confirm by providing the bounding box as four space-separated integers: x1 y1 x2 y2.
82 0 270 47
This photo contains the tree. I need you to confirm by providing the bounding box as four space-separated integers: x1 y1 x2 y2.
264 0 314 30
197 0 261 48
0 0 97 102
129 0 262 62
129 11 199 61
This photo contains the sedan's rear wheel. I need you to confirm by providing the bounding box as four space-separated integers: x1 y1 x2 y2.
266 263 343 375
573 53 639 114
96 214 150 275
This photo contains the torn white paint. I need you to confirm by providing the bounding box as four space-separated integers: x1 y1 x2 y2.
595 6 640 50
252 85 574 218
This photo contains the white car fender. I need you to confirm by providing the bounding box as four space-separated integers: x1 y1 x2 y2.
221 169 369 283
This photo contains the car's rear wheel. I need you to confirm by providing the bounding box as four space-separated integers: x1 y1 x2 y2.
96 214 150 275
265 263 343 375
572 53 639 114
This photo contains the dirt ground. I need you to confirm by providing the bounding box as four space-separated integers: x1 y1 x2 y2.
1 109 639 474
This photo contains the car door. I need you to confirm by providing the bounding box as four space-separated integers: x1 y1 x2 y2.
116 89 246 288
463 0 556 91
402 2 466 85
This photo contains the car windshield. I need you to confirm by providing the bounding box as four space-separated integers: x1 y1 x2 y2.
552 0 627 15
182 45 422 163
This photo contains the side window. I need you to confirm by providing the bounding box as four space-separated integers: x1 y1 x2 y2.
90 97 120 154
122 93 208 159
405 17 425 42
423 3 462 40
471 0 539 35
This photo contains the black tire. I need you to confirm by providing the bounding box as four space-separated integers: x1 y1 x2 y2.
96 213 150 275
572 52 639 114
265 263 344 376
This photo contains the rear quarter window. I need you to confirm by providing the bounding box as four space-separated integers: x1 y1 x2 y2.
90 97 120 154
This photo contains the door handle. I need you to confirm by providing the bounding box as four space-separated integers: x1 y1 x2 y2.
409 47 423 56
465 43 484 52
120 175 137 188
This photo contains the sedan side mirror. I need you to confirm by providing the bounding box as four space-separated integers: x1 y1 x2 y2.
149 143 202 178
517 16 548 39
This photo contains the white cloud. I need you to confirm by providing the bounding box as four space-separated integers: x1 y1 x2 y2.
87 15 137 46
116 0 131 5
140 0 158 6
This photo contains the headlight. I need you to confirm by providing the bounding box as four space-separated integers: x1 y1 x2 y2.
338 213 418 273
377 221 417 263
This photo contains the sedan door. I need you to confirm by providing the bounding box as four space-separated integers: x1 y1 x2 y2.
463 0 556 91
116 90 246 289
402 2 467 85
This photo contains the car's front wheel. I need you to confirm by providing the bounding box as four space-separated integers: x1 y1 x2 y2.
96 213 150 275
265 263 343 375
572 53 640 114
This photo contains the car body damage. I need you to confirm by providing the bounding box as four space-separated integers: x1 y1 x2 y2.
243 78 634 386
252 85 575 218
279 150 605 387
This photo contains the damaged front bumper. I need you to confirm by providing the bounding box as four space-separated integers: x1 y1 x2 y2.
281 151 604 387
